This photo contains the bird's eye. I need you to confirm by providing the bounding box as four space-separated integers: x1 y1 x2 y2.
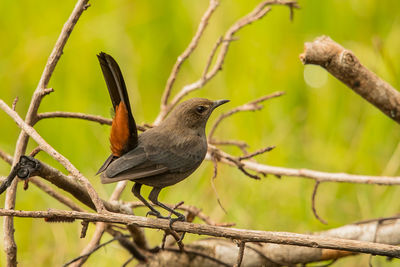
196 105 207 114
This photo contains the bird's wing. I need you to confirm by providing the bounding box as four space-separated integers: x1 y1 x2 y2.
100 143 204 184
147 147 204 172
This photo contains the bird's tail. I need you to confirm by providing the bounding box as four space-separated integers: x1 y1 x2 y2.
96 52 138 174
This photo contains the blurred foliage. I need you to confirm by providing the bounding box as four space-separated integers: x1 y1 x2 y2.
1 0 400 266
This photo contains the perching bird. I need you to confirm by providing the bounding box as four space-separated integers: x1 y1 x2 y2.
96 52 228 224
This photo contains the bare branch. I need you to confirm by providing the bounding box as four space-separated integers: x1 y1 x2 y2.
300 35 400 124
155 1 295 124
29 177 85 212
160 0 220 108
2 1 90 265
238 146 275 161
211 148 400 185
36 111 147 131
63 236 118 267
0 100 105 212
209 91 285 139
37 111 112 125
128 202 234 227
311 181 327 225
210 139 249 154
140 215 400 266
234 241 246 267
1 208 400 258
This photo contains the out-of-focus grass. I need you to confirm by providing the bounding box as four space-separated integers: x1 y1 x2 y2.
1 0 400 266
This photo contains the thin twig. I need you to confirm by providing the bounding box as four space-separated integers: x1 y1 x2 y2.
209 139 249 154
233 241 246 267
0 100 105 213
36 111 147 131
155 1 295 123
160 0 220 110
164 247 231 267
210 152 227 214
238 146 275 161
29 147 42 157
225 156 261 180
209 91 285 139
12 97 18 111
37 111 112 125
311 181 327 225
63 237 118 266
30 177 85 212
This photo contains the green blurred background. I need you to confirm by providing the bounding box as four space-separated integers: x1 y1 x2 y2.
1 0 400 266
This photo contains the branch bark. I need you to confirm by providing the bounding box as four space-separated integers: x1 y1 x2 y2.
139 216 400 266
300 35 400 124
2 1 90 266
0 209 399 259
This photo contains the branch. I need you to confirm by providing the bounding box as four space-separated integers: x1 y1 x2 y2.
139 216 400 266
1 209 400 259
209 91 285 140
29 177 85 212
0 100 105 212
2 1 90 266
36 111 147 131
160 0 219 108
154 1 298 124
300 35 400 124
211 148 400 185
37 111 111 125
128 201 234 227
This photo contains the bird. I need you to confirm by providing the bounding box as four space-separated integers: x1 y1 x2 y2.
96 52 229 224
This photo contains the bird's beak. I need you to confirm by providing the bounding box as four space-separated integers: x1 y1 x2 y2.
212 99 230 110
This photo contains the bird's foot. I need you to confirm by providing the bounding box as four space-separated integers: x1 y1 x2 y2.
169 214 186 229
146 210 170 220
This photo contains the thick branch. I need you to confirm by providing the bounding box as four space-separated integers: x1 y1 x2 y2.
0 209 399 259
139 217 400 266
300 35 400 124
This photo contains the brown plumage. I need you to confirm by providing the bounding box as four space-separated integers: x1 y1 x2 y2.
96 52 229 225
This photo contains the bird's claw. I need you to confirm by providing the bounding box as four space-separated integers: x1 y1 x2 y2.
146 210 170 220
168 214 186 229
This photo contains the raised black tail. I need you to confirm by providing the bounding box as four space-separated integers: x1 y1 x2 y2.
96 52 138 174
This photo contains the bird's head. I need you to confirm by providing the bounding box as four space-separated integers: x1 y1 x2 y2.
163 98 229 130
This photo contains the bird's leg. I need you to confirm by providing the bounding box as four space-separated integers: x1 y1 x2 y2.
132 183 168 219
148 187 186 228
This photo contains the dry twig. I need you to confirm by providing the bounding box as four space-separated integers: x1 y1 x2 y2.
155 1 296 124
208 91 285 140
311 181 328 225
160 0 220 111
